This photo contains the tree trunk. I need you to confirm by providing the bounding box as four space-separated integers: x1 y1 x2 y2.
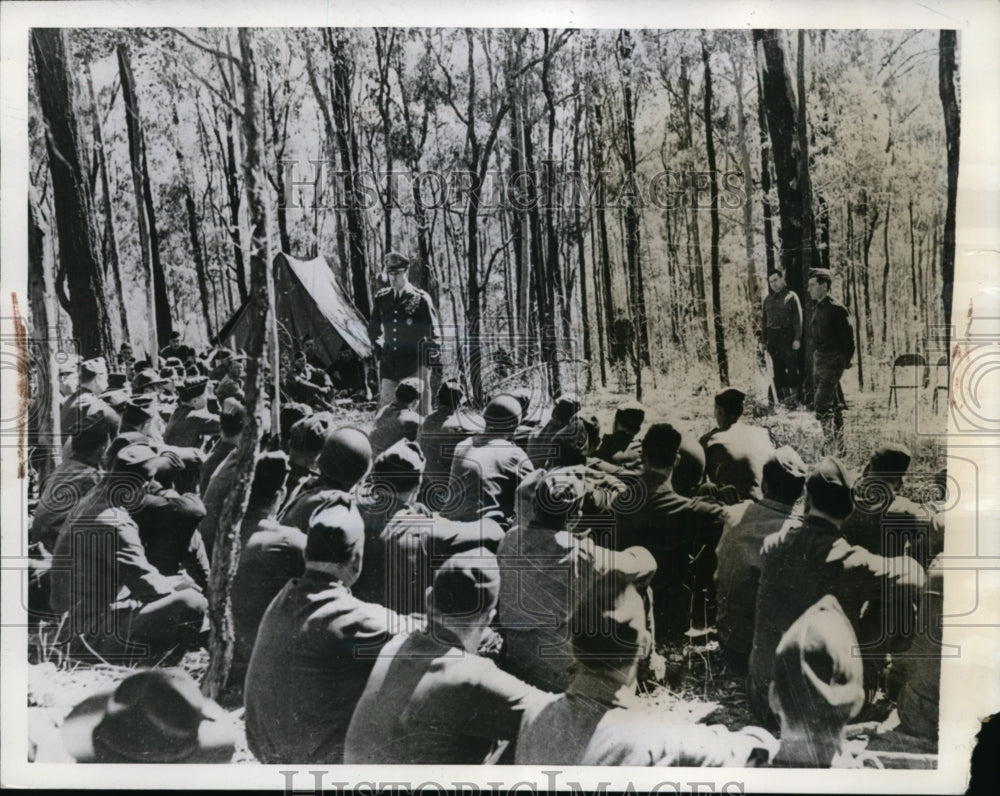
731 55 758 305
881 198 892 346
31 28 114 360
221 110 249 304
590 103 616 376
171 98 215 340
571 80 593 390
203 28 273 700
702 38 729 386
118 43 172 359
908 200 918 308
752 30 818 302
85 66 131 349
754 62 777 276
938 30 959 347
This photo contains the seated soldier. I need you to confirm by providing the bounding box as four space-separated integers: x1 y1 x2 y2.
699 387 774 502
671 432 707 497
244 500 418 764
198 401 245 495
768 595 878 768
446 394 535 527
50 443 208 664
516 576 778 766
230 454 308 682
35 668 236 764
278 402 312 445
715 445 806 670
32 407 112 555
594 401 645 471
355 440 501 610
281 412 333 511
163 376 219 448
526 392 581 468
99 372 131 413
613 423 726 638
214 353 247 404
498 467 657 691
418 379 478 510
285 349 334 407
842 442 944 570
131 449 210 594
60 357 118 445
508 386 538 451
278 426 373 534
370 377 422 457
748 456 926 725
344 549 553 764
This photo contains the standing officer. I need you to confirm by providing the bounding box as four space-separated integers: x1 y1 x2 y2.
368 251 441 416
807 269 854 455
761 270 803 403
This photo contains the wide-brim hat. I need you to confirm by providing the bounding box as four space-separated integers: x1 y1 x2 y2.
61 669 236 764
133 369 169 392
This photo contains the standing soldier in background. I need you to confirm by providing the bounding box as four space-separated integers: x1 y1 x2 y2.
368 251 442 416
807 269 855 455
611 309 636 393
761 270 803 404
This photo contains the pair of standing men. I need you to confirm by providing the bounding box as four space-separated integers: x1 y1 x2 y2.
763 268 853 452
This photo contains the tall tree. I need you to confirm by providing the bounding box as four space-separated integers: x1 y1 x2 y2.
938 30 959 345
118 42 173 358
31 28 114 359
203 27 273 699
701 36 729 386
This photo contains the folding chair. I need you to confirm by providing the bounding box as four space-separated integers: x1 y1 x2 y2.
932 355 949 414
887 354 927 410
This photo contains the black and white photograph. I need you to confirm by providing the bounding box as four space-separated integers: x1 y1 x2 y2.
2 0 998 792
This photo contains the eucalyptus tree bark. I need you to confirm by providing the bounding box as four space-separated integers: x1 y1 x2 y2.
702 38 729 386
31 28 114 359
85 67 131 347
202 28 273 700
938 30 959 345
118 42 173 358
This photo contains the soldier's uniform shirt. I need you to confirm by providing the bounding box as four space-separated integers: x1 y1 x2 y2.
699 421 774 501
30 456 102 552
343 629 552 765
762 288 803 340
714 498 800 669
133 483 210 592
841 493 944 571
747 514 926 723
368 283 441 382
214 374 244 404
446 435 534 526
516 680 777 766
277 478 354 537
369 400 419 458
244 575 410 764
59 387 116 443
418 409 480 509
811 294 855 360
496 521 656 692
525 417 568 468
162 403 220 449
199 440 237 495
50 486 207 660
594 430 643 471
231 521 306 670
199 450 240 559
353 501 505 615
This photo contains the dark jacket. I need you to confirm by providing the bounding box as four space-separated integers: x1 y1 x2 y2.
811 295 855 362
368 284 441 382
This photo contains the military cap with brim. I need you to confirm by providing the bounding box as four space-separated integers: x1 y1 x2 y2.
374 438 426 476
61 668 235 763
80 357 108 377
867 442 912 477
177 376 210 401
121 399 156 427
771 594 864 724
99 389 130 411
431 548 501 617
106 373 129 390
132 369 169 392
807 456 855 518
395 377 422 404
571 577 650 665
614 401 645 433
808 268 834 282
164 357 183 369
383 250 410 271
111 443 177 479
57 359 78 376
305 498 366 565
763 445 808 483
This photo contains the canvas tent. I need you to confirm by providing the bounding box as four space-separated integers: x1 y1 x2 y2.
215 253 372 365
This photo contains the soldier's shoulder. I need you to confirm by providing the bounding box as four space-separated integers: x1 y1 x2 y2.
375 286 393 299
406 284 434 302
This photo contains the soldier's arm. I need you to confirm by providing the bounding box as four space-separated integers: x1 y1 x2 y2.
790 291 803 342
837 304 855 362
368 294 384 349
115 515 176 601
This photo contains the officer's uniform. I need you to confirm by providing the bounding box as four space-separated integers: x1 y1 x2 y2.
811 292 854 450
368 283 441 415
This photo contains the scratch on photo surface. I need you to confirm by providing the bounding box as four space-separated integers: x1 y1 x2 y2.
13 293 28 478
